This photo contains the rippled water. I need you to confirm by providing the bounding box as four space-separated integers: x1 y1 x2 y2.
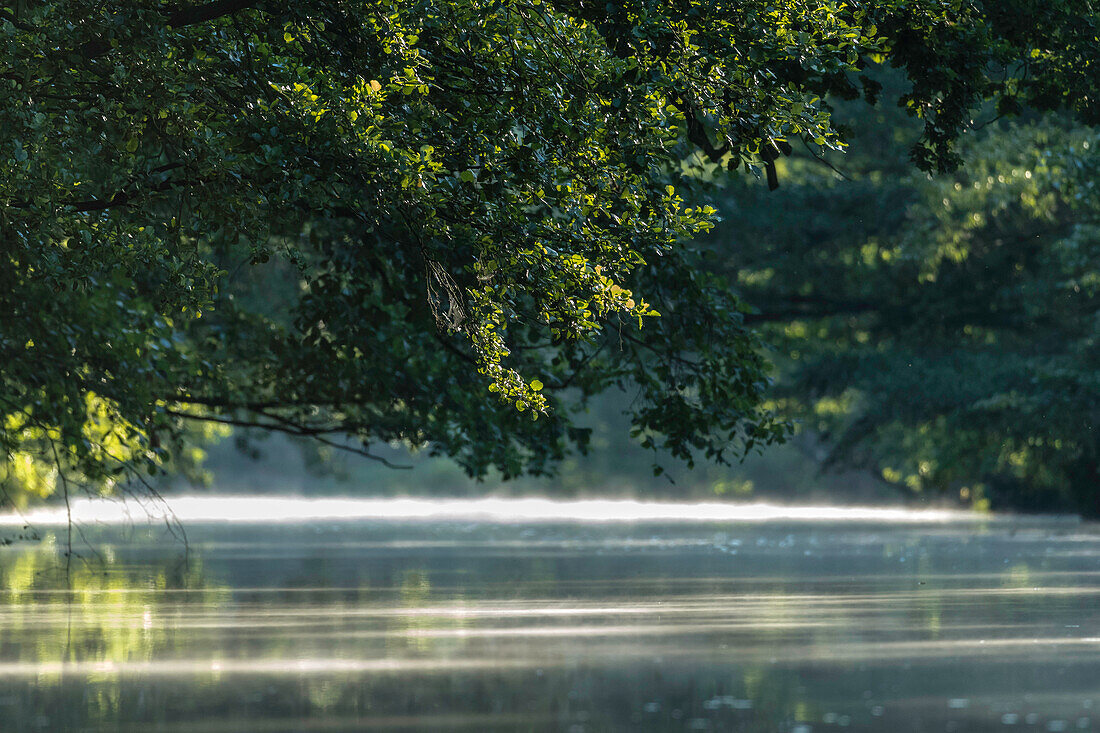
0 497 1097 731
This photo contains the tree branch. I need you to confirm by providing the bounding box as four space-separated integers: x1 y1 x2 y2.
166 0 263 28
164 409 412 469
77 1 263 60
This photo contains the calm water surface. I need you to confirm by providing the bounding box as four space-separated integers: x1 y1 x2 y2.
0 498 1097 731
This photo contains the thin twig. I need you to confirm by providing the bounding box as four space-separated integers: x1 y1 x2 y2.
47 439 73 578
799 138 851 181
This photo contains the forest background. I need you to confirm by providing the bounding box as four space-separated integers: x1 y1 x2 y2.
3 1 1099 516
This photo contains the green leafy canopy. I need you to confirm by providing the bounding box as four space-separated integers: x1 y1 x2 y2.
1 0 1094 501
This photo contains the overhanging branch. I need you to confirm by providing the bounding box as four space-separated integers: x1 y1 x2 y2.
165 408 412 469
167 0 263 27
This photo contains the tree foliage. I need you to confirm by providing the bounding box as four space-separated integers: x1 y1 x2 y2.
717 76 1100 514
1 0 1095 503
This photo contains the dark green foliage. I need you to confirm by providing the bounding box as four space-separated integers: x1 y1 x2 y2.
714 81 1100 513
0 0 1094 503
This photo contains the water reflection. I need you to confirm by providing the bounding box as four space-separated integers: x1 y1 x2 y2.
0 501 1097 731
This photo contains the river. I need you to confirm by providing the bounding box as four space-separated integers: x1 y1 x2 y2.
0 497 1096 731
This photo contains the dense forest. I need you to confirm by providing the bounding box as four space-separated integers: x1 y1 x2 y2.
716 86 1100 515
3 1 1099 514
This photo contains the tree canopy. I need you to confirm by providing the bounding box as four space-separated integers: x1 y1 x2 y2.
715 86 1100 515
2 0 1097 504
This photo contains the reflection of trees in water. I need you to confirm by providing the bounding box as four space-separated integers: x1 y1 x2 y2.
0 530 223 728
0 522 1093 731
0 533 828 730
1 533 216 664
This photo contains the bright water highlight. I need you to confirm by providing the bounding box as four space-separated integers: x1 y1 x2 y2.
0 495 981 525
0 497 1095 731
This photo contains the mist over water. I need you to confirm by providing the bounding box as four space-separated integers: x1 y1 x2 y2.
0 494 989 526
0 497 1096 731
